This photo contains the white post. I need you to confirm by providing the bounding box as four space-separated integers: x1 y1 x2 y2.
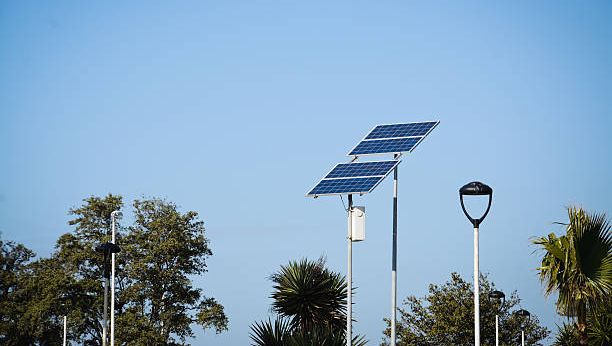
347 195 353 346
495 314 499 346
63 315 67 346
391 163 398 346
522 330 525 346
474 227 480 346
111 214 116 346
103 277 108 346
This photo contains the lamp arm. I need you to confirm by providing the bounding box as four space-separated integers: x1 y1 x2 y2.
459 194 476 226
478 193 493 224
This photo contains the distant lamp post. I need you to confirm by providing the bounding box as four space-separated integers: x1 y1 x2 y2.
59 293 69 346
459 181 493 346
515 309 531 346
488 290 505 346
95 242 121 346
110 210 122 346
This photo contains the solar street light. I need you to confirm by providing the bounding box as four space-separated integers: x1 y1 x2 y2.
488 290 505 346
110 210 122 346
514 309 531 346
459 181 493 346
95 242 121 346
308 121 439 346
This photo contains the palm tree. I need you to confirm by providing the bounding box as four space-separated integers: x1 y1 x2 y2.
250 257 367 346
533 206 612 345
269 257 347 333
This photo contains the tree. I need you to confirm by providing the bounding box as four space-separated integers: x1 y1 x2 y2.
250 257 366 346
0 194 228 345
381 272 549 346
118 197 228 345
0 237 37 345
532 206 612 345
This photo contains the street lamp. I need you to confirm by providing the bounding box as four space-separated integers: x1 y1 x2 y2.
59 293 69 346
95 241 121 346
515 309 531 346
459 181 493 346
110 210 122 346
488 290 505 346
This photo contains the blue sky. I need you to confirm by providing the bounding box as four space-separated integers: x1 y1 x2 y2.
1 1 610 345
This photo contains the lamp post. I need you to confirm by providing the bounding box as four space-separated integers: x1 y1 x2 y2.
488 290 505 346
459 181 493 346
59 293 69 346
110 210 122 346
515 309 531 346
95 242 121 346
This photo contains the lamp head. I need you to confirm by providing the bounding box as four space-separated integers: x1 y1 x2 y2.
460 181 492 196
488 290 505 300
95 241 121 254
514 309 531 330
488 290 505 314
111 210 123 218
459 181 493 228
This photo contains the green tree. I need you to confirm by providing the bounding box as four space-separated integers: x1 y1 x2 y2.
250 257 366 346
118 197 228 345
381 272 549 346
0 194 228 345
0 237 38 345
533 206 612 345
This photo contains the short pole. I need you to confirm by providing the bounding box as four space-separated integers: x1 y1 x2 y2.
103 277 108 346
63 315 67 346
495 314 499 346
522 330 525 346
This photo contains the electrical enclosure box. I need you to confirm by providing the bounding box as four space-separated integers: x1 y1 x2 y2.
350 206 365 242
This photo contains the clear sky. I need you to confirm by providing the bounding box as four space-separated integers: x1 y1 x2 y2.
1 1 610 345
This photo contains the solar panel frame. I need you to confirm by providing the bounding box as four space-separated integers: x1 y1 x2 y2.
306 159 401 197
347 120 439 157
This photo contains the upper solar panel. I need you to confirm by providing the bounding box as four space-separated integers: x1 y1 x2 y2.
306 160 400 197
348 121 439 156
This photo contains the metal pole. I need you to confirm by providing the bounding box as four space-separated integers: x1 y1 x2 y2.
347 194 353 346
63 315 67 346
103 277 108 346
522 330 525 346
111 215 116 346
474 226 480 346
391 158 398 346
495 314 499 346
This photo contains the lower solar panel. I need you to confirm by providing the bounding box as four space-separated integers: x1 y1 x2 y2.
306 176 383 197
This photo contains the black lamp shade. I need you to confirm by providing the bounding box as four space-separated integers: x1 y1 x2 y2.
95 242 121 254
460 181 492 196
459 181 493 227
488 290 505 300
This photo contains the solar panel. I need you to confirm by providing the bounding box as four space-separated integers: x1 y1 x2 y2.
306 160 400 197
348 121 439 156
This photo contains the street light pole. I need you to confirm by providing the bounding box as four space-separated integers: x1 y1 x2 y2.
391 154 398 346
459 181 493 346
95 242 121 346
488 290 505 346
347 194 353 346
110 210 122 346
515 309 531 346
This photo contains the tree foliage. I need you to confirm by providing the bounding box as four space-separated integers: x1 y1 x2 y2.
533 206 612 345
0 194 227 345
250 257 366 346
381 272 549 346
